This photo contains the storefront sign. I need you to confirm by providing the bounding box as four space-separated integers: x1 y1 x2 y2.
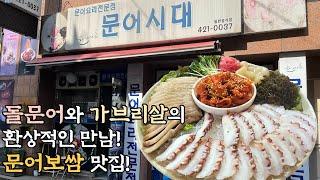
124 64 143 180
244 0 307 33
18 36 37 75
66 0 241 50
0 29 21 76
1 0 42 17
279 52 309 180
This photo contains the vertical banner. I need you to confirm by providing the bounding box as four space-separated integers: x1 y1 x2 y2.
278 52 309 180
123 64 143 180
0 80 14 130
18 36 38 75
0 29 21 76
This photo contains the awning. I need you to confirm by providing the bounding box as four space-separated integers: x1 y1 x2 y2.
29 41 218 66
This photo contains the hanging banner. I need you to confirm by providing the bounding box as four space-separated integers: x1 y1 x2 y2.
18 36 37 75
0 29 21 76
244 0 307 33
0 80 14 130
124 64 143 180
66 0 241 50
278 52 309 180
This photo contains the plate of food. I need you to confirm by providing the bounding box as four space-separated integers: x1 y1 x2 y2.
135 55 317 180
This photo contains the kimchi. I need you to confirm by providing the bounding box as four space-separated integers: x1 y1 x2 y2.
196 72 253 108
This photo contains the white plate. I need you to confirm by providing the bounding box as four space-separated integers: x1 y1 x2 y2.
135 81 317 180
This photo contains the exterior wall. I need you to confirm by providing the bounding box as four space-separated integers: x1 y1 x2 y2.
223 0 320 56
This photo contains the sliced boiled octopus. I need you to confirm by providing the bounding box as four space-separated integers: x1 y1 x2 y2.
196 139 224 178
222 115 240 147
163 114 214 170
233 144 255 180
216 146 239 179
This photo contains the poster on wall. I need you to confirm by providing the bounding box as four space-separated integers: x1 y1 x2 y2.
0 80 14 130
66 0 241 50
244 0 307 33
18 36 37 75
0 29 21 76
278 53 309 180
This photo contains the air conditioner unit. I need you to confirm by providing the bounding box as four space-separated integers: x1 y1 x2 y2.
56 71 100 89
56 73 67 89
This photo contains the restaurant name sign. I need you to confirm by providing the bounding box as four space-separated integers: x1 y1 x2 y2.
1 0 42 17
65 0 242 50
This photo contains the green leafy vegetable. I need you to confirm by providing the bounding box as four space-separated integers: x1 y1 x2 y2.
292 95 303 112
183 123 195 132
160 66 190 82
254 71 300 109
188 55 221 77
160 55 221 82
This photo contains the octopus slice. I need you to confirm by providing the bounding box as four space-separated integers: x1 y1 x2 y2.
251 110 278 133
196 140 224 179
251 104 281 121
250 144 271 180
216 146 239 180
156 133 195 162
234 115 254 146
241 112 267 140
279 124 314 151
285 110 317 128
280 113 316 140
233 145 255 180
266 134 297 166
222 115 240 147
262 104 285 115
261 138 283 176
177 139 211 176
165 114 214 170
278 128 306 161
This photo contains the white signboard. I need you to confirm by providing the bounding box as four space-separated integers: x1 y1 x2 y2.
2 0 42 17
244 0 307 33
124 63 143 180
66 0 241 50
279 52 309 180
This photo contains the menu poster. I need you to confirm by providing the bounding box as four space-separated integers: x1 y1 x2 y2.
18 36 37 75
0 29 21 76
0 80 14 130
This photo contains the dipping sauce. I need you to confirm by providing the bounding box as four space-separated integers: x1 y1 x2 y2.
195 72 253 108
